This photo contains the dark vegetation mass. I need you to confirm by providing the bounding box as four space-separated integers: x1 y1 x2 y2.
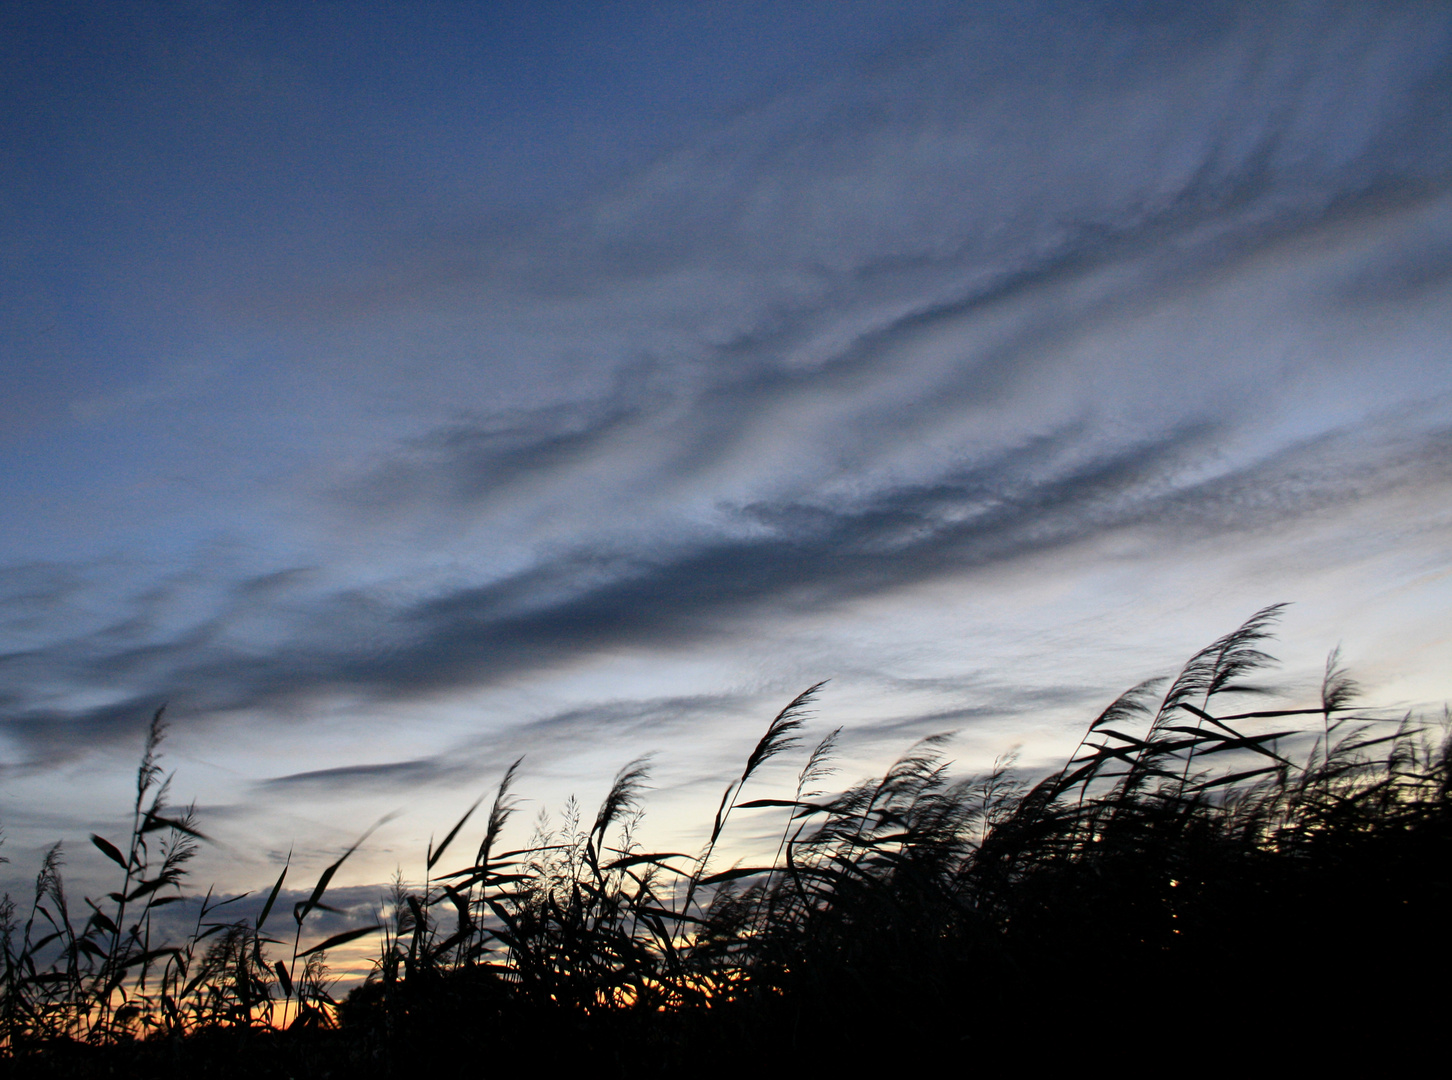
2 605 1447 1074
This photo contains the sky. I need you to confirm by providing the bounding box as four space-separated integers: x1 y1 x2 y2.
2 0 1451 927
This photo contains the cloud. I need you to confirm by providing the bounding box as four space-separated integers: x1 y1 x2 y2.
561 2 1452 285
1336 235 1452 304
259 691 748 797
262 756 474 794
3 0 1451 793
287 3 1452 551
6 404 1448 774
341 364 656 514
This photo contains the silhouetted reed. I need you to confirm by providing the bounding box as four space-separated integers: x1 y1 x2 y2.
3 605 1448 1073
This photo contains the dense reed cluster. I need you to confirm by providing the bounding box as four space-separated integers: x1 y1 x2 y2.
3 605 1448 1074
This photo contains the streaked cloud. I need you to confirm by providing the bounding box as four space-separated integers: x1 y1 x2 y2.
2 1 1450 897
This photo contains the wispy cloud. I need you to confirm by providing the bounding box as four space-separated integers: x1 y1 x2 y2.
2 3 1451 890
5 408 1448 772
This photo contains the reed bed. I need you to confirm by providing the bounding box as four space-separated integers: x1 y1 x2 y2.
3 605 1447 1074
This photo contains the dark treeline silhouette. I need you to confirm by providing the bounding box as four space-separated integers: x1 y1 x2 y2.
3 605 1448 1074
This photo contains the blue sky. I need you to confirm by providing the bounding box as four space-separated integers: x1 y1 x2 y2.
3 1 1451 916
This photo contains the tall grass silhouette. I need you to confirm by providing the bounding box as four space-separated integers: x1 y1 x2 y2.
3 605 1447 1073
